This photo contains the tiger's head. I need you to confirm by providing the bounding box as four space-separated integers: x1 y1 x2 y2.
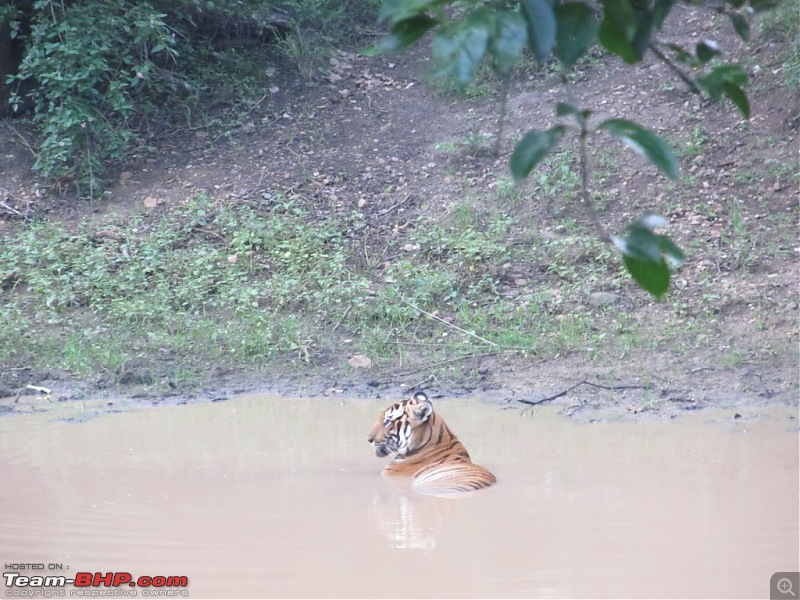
368 391 433 458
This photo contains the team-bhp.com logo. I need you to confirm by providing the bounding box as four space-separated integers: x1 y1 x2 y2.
4 570 189 597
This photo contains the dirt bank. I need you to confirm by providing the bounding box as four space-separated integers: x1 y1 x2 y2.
1 3 797 420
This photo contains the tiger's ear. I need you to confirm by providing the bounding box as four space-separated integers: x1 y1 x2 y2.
411 395 433 422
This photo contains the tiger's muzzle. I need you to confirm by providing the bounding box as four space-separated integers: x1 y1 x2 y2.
368 431 396 457
373 444 391 457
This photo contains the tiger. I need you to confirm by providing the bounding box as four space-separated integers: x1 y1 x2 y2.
367 391 496 495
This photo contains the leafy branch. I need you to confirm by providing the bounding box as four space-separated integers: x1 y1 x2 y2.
369 0 778 298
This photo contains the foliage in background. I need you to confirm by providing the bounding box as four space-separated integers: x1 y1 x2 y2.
758 0 800 89
2 0 380 196
372 0 779 297
0 194 578 379
8 0 176 195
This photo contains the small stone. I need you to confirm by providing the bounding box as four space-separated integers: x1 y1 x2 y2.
587 292 620 307
348 354 372 369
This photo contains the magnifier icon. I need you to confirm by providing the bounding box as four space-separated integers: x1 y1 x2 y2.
778 578 796 596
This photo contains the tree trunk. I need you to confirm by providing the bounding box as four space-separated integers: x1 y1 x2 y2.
0 18 13 116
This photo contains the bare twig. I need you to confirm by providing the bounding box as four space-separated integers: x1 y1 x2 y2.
402 300 497 346
252 166 267 194
649 42 701 94
376 193 412 217
242 91 271 119
578 129 611 243
560 71 611 244
236 167 269 201
194 228 227 242
0 200 25 217
331 305 351 333
517 379 653 407
493 74 512 157
409 373 436 391
3 124 37 158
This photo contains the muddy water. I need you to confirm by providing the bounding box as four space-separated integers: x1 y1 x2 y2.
1 396 797 599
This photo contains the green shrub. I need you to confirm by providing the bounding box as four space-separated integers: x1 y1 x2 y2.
9 0 176 196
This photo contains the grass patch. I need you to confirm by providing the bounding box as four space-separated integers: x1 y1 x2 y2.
758 0 800 89
2 168 793 392
0 189 652 391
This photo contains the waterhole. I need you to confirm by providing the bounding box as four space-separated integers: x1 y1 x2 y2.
1 395 797 598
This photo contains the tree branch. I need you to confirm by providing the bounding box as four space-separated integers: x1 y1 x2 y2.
516 379 653 406
560 71 611 244
649 42 701 94
493 73 512 157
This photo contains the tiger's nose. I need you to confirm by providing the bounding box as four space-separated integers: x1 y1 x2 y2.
367 434 374 443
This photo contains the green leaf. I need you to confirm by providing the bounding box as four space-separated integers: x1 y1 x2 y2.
360 43 382 57
555 101 580 117
696 64 750 116
652 0 677 30
616 222 663 262
554 2 599 68
520 0 556 61
749 0 781 11
490 11 528 75
622 254 671 299
379 14 440 54
728 12 750 41
713 64 748 86
665 43 697 67
695 40 721 64
630 5 654 60
656 234 686 267
432 12 491 90
510 126 566 180
598 119 677 179
611 216 685 298
722 81 750 119
555 101 590 127
378 0 448 26
598 0 637 63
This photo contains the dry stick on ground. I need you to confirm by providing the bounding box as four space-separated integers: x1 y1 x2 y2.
402 300 498 347
376 193 412 217
3 123 37 158
0 199 25 218
233 167 269 202
517 379 653 407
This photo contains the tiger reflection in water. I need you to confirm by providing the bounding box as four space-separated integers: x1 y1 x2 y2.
367 392 495 549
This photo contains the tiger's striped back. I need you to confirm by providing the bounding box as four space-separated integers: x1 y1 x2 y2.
367 392 496 495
